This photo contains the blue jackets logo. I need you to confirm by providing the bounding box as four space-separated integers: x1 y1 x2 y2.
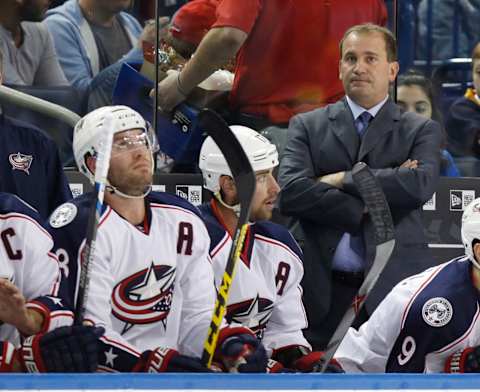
9 152 33 174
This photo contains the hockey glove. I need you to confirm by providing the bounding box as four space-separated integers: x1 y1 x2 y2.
293 351 344 373
445 346 480 373
216 332 268 373
139 347 212 372
272 346 344 373
20 325 104 372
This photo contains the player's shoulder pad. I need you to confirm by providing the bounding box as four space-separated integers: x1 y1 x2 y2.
254 220 303 260
0 192 40 217
148 191 203 220
48 193 93 229
198 203 228 250
403 257 476 347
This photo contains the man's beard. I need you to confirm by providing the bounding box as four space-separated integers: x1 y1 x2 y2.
110 171 152 197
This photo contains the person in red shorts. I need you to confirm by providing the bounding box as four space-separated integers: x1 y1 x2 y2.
154 0 386 156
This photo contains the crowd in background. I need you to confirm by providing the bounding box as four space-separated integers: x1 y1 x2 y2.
0 0 480 375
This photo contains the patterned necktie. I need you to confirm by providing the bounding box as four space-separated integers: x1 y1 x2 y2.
355 111 373 137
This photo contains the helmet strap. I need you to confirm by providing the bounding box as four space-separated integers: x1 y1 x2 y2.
106 182 152 199
214 191 240 217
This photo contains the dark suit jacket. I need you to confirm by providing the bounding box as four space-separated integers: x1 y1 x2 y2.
278 98 442 323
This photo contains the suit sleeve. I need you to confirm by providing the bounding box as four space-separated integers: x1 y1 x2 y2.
279 114 365 232
344 118 442 209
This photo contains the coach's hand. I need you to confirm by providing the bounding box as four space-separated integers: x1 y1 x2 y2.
20 325 104 372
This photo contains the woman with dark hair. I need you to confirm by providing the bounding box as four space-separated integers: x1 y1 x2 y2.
397 70 460 176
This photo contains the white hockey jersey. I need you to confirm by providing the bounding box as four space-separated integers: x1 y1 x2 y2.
335 257 480 373
48 192 215 372
199 200 310 356
0 192 67 346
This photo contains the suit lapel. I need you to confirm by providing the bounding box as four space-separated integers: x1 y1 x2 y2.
358 99 400 161
329 100 359 164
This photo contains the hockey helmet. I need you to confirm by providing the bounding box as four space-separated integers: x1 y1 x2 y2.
461 197 480 269
199 125 278 193
73 105 158 184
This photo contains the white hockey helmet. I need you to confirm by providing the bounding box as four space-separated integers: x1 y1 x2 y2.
73 105 158 184
461 197 480 269
198 125 279 193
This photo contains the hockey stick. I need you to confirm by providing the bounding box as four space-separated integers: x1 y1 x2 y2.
319 161 395 372
198 109 256 367
74 116 115 324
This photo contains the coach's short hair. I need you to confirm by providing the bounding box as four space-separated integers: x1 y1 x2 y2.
339 23 398 62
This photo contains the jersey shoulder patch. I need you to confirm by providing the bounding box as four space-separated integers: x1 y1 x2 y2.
47 193 92 230
49 202 78 228
254 220 303 260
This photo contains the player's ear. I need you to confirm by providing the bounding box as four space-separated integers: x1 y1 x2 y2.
86 155 97 175
219 175 237 204
474 242 480 261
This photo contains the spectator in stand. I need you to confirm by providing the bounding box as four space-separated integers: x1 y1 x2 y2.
0 0 68 86
445 42 480 158
87 0 218 111
0 48 71 219
397 70 460 177
44 0 157 94
278 24 441 351
153 0 387 157
416 0 480 61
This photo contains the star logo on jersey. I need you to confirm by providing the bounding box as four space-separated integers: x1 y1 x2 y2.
111 262 176 334
9 152 33 175
226 295 274 339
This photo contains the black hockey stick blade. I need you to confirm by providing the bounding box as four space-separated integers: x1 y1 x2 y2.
319 162 395 371
198 109 256 367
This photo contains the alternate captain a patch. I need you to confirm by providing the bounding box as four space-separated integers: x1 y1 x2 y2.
9 152 33 174
422 297 453 327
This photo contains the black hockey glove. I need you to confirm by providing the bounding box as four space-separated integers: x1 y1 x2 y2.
20 325 104 372
445 346 480 373
216 332 268 373
272 346 344 373
139 347 212 372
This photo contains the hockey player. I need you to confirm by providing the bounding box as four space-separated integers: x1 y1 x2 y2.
48 105 268 373
0 192 102 372
198 126 342 373
334 197 480 373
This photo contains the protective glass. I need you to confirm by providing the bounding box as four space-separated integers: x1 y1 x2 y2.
111 125 160 157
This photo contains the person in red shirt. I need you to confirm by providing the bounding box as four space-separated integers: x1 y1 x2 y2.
155 0 387 132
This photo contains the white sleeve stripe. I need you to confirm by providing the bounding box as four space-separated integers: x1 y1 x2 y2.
97 365 118 373
0 213 53 241
100 335 141 357
255 234 303 266
400 263 447 329
211 232 229 258
435 304 480 354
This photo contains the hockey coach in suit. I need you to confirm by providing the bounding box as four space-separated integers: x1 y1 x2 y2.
278 23 442 351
